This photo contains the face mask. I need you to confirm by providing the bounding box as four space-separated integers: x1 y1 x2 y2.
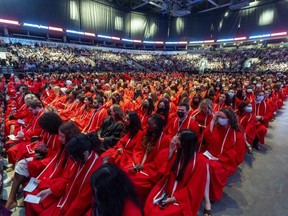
244 107 252 113
247 89 253 93
256 84 261 88
107 109 111 116
216 87 220 90
142 104 149 108
253 81 257 84
228 92 235 98
177 111 186 119
218 117 228 126
256 96 264 102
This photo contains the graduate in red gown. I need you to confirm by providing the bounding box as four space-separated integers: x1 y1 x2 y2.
252 90 273 149
134 98 154 131
6 99 44 165
237 101 256 154
127 114 171 204
101 111 144 168
166 102 200 139
88 163 143 216
25 121 81 216
5 112 63 210
189 99 214 152
82 96 108 134
145 129 207 216
202 108 245 215
38 134 102 216
213 93 231 112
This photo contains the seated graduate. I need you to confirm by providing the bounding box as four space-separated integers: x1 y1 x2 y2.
145 129 207 216
101 111 144 168
25 121 81 216
88 163 143 216
36 134 102 216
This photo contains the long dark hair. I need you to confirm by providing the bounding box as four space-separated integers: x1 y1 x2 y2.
237 101 250 115
58 121 81 167
156 98 170 125
66 134 95 165
219 108 241 131
172 130 197 181
142 114 165 154
126 111 142 138
39 112 62 134
90 163 143 216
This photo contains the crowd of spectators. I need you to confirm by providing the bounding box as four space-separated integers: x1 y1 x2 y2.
0 40 288 73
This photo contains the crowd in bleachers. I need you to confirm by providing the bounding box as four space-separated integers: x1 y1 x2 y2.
0 70 287 215
1 41 288 73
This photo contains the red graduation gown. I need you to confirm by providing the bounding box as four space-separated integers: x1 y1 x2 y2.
127 132 171 203
40 152 102 216
237 112 256 145
145 153 207 216
203 125 245 201
101 130 144 168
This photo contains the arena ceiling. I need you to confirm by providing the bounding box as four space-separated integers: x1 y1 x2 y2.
107 0 260 16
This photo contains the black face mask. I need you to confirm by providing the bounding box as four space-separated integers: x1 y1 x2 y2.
112 98 117 104
142 104 149 108
177 111 186 119
107 109 111 116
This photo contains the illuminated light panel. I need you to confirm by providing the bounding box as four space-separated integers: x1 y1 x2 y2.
178 41 188 44
189 41 204 44
122 38 134 42
122 39 142 43
66 30 85 35
204 40 215 43
84 32 96 37
0 18 19 25
98 34 112 39
270 32 287 37
234 37 246 41
249 34 270 39
111 36 120 40
155 41 164 44
216 38 233 42
165 42 178 44
48 26 63 32
143 41 156 44
23 23 48 29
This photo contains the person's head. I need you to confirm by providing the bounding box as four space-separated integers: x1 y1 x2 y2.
93 96 104 109
141 97 154 114
156 99 169 114
39 112 62 134
218 93 227 104
58 121 81 145
228 89 235 98
199 99 213 114
173 129 198 181
177 102 189 120
90 163 142 216
84 96 93 106
254 90 265 102
238 101 252 114
24 94 37 106
27 99 43 115
146 114 165 134
111 92 121 104
125 111 142 138
109 104 124 122
66 134 94 165
218 108 241 130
